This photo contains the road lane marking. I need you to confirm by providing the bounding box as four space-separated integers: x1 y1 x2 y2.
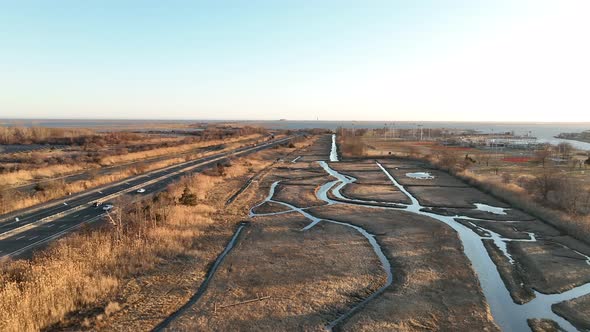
29 236 39 241
59 224 67 228
3 214 104 258
0 137 293 243
98 191 103 194
16 235 26 240
46 224 55 228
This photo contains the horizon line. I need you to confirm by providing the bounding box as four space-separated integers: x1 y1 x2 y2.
1 118 590 125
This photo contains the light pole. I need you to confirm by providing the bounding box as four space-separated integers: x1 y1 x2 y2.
418 125 423 141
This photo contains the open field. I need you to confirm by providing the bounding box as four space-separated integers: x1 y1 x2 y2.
157 135 590 331
0 131 277 215
0 134 313 332
2 133 590 331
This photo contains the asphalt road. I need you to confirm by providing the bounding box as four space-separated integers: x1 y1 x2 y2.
0 136 293 258
2 142 229 194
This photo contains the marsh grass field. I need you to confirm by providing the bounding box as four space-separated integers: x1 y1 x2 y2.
1 132 590 331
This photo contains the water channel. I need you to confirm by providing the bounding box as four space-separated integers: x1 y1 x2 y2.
248 138 590 331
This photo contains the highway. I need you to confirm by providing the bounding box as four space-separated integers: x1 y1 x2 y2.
0 136 293 258
1 141 229 194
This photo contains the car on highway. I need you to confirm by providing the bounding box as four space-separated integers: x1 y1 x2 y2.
102 204 114 211
93 201 102 207
136 188 146 193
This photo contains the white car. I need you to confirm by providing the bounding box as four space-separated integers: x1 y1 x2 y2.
136 188 146 193
102 204 114 211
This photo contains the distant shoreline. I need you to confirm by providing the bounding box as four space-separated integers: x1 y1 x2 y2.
555 131 590 144
554 137 590 144
1 118 590 125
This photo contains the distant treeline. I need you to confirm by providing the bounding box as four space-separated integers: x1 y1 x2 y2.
0 127 96 145
0 125 269 146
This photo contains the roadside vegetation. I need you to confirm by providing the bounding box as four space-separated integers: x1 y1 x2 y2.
0 126 268 185
0 137 309 332
0 126 275 215
337 129 590 243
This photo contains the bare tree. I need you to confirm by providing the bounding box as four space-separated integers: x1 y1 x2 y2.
528 167 560 201
552 176 586 215
534 144 553 167
557 142 573 160
435 150 460 171
340 136 367 157
478 153 493 167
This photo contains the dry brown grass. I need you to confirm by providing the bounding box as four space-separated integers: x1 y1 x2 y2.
0 136 311 331
454 169 590 243
347 135 590 243
0 134 264 187
0 197 212 331
170 214 386 331
0 157 258 332
0 157 185 214
0 127 95 145
0 164 88 187
98 134 263 166
0 135 275 215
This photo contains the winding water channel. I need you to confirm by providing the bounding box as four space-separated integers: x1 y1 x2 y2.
153 223 247 331
249 139 590 331
330 134 339 162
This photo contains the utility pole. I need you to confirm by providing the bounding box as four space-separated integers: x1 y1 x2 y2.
418 125 423 141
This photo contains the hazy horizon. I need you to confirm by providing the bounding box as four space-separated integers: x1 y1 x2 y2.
2 1 590 122
2 117 590 125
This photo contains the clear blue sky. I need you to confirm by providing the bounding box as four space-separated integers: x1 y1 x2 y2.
1 1 589 121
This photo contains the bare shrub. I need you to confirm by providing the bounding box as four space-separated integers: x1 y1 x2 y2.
557 142 573 160
339 136 367 157
433 150 460 171
551 176 590 215
178 186 198 206
0 144 273 331
528 167 561 201
534 144 553 167
478 153 493 166
104 301 121 317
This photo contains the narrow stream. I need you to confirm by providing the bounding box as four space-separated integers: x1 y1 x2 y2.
474 203 509 215
325 160 590 331
249 181 393 330
330 134 339 162
250 156 590 331
152 222 248 331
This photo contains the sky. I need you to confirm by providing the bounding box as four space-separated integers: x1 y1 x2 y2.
1 0 589 122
